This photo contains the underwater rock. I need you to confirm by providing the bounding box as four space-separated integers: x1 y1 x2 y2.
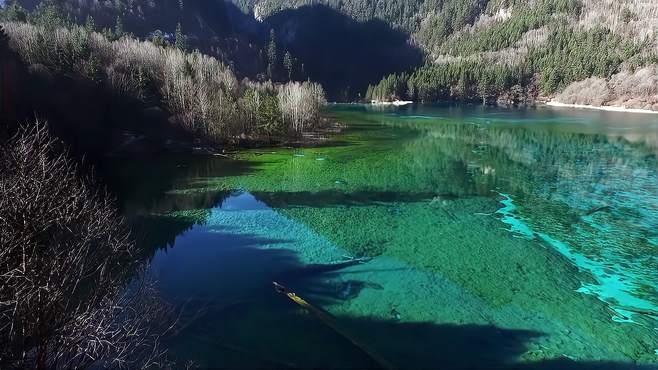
430 194 460 204
338 281 356 300
364 282 384 290
390 308 401 321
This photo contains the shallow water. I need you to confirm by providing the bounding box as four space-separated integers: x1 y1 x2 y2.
108 104 658 369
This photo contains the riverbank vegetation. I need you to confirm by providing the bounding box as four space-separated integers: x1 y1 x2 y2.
0 124 170 369
1 2 327 145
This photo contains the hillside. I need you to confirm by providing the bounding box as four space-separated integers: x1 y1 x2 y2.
0 10 327 155
5 0 658 106
361 0 658 109
6 0 426 100
7 0 269 77
228 0 658 109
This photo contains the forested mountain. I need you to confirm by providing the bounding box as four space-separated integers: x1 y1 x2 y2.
5 0 425 100
4 0 658 106
358 0 658 108
231 0 658 109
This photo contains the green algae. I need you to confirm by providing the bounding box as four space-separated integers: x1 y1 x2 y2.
117 104 658 367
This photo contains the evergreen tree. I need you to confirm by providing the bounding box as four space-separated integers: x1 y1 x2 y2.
477 74 491 105
1 0 27 22
114 16 124 39
283 50 294 81
175 22 187 52
85 15 96 33
101 27 113 40
31 0 62 30
150 30 168 48
267 29 278 79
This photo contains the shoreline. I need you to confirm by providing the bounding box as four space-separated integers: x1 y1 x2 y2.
370 100 414 107
546 101 658 114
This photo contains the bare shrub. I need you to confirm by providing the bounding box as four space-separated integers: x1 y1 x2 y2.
554 64 658 110
0 123 169 369
553 77 611 106
278 81 327 133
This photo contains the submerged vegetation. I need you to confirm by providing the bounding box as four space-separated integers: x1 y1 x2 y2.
138 105 658 367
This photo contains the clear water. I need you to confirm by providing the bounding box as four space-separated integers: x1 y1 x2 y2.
108 104 658 369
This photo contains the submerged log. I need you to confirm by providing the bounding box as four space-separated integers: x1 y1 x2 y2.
584 205 612 216
273 282 397 370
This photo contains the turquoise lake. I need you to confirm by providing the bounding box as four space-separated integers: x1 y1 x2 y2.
107 104 658 369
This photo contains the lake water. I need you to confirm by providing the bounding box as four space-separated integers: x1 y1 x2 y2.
108 104 658 369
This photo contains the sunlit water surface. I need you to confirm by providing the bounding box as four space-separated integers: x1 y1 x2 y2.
107 104 658 369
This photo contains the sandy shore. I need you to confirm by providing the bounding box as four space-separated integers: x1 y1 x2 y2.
546 101 658 114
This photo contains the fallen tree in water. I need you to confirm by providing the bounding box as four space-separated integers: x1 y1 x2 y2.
273 281 396 370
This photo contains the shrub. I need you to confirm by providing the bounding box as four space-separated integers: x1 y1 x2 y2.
0 123 169 369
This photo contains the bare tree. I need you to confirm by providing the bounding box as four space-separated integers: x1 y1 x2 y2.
0 123 170 369
278 81 327 133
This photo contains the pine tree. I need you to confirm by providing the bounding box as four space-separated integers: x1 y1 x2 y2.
1 0 27 22
267 29 278 80
477 75 490 105
175 22 187 51
114 16 124 39
365 85 373 101
283 50 294 81
32 0 62 30
151 30 168 47
85 15 96 33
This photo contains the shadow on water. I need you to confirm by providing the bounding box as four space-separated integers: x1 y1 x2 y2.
97 154 263 258
137 192 655 369
96 105 658 369
265 5 424 101
99 155 259 212
251 190 459 209
156 236 656 369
